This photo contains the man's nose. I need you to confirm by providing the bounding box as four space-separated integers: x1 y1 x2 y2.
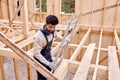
50 28 54 31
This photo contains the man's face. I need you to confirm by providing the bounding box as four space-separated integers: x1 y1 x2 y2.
46 24 56 32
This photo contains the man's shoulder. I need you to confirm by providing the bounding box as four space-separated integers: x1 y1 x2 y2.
35 30 44 39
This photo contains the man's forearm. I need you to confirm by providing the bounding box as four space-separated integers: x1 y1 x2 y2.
34 53 50 66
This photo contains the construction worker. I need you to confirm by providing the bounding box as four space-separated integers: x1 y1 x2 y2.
33 15 69 80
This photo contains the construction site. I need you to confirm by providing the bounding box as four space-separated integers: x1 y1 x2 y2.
0 0 120 80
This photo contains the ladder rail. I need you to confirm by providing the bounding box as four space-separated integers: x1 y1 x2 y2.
54 12 81 70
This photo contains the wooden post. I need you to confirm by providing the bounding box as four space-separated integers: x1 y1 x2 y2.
47 0 54 15
75 0 81 16
54 0 60 18
39 0 42 22
0 56 5 80
0 0 3 18
1 0 8 19
22 0 29 38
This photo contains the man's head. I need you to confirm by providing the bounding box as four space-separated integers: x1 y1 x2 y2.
45 15 59 32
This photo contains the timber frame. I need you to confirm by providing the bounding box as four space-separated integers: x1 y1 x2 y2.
0 0 120 80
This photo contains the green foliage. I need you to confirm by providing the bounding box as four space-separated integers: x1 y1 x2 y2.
35 0 74 13
61 0 75 13
36 0 39 8
42 0 47 12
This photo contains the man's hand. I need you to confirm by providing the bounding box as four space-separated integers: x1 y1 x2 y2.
48 62 56 70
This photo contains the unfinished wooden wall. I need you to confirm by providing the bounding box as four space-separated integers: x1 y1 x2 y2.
0 0 120 27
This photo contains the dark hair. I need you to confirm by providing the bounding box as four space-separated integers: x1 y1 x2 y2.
46 15 59 25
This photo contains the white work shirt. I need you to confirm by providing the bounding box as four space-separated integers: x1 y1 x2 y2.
33 28 63 66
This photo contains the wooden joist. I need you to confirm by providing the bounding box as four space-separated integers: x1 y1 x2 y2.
70 28 91 60
73 43 95 80
0 32 58 80
108 46 120 80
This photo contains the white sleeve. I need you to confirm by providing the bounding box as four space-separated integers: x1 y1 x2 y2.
33 35 50 66
54 30 63 40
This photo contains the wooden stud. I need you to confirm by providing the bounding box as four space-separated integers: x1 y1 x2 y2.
9 0 24 26
13 59 19 80
22 0 29 38
114 29 120 54
26 63 32 80
47 0 54 15
0 56 5 80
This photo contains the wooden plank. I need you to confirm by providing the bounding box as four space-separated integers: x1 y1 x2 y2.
114 29 120 54
54 61 69 80
26 63 32 80
17 36 33 48
54 0 60 17
47 0 54 15
10 34 24 42
13 59 19 80
75 0 81 15
108 46 120 80
9 0 24 25
22 0 29 38
1 0 8 19
0 56 5 80
70 28 91 60
0 0 3 18
0 42 5 48
0 48 22 59
0 33 58 80
73 43 95 80
7 0 13 25
92 28 103 80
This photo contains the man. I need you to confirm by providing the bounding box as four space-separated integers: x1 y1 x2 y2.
34 15 69 80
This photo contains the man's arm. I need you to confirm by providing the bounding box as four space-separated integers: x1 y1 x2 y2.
54 30 63 40
34 36 50 66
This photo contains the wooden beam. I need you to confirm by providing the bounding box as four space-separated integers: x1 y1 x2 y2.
22 0 29 38
0 33 58 80
16 36 33 48
54 0 60 17
75 0 81 15
0 56 5 80
9 0 24 26
0 48 22 60
26 63 32 80
70 28 91 60
47 0 54 15
108 46 120 80
13 59 19 80
0 20 19 33
73 43 95 80
81 2 120 16
92 28 103 80
54 61 68 80
114 29 120 54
